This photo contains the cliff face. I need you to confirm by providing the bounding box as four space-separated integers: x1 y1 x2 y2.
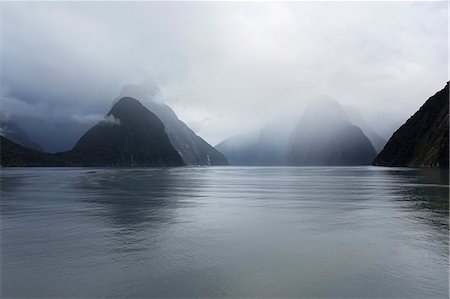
145 101 228 166
373 83 449 168
117 84 228 166
66 97 184 167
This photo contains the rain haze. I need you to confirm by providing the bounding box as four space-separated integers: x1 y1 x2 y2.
1 2 450 298
1 1 448 146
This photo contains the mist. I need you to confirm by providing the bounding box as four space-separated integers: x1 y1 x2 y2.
1 1 448 145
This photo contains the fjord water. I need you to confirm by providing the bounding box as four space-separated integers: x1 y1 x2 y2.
1 167 448 298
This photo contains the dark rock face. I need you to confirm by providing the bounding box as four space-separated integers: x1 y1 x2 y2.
373 83 449 168
0 120 42 151
0 136 69 167
145 101 228 166
286 97 377 166
117 84 228 165
65 97 184 167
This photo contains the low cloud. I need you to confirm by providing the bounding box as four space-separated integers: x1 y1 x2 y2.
100 115 121 126
1 2 448 144
0 126 13 137
71 114 104 124
71 113 120 126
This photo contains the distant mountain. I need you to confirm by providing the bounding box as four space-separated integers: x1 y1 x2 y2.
0 136 69 166
286 97 377 166
215 119 294 166
0 120 42 151
215 131 259 165
117 84 228 165
373 83 449 168
344 106 387 153
64 97 184 167
5 115 92 153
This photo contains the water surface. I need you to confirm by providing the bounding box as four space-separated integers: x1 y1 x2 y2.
1 167 448 298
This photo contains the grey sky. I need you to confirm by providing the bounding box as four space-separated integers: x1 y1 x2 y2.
1 1 448 145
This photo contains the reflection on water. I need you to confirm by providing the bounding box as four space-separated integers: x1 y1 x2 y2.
75 169 181 228
1 166 448 298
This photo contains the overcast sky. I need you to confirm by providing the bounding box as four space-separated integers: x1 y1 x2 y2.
1 1 448 145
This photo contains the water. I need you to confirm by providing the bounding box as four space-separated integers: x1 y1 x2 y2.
1 167 448 298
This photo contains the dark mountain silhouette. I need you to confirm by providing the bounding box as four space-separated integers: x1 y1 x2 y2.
0 120 42 151
373 83 449 168
286 97 377 166
1 97 184 167
64 97 184 167
117 84 228 165
0 136 69 166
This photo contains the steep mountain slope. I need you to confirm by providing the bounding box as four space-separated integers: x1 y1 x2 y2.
117 84 228 165
286 97 377 166
145 101 228 165
0 120 42 151
373 83 449 167
65 97 184 167
344 106 387 153
0 136 69 166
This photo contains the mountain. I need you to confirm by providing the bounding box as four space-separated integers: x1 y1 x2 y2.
373 83 449 168
4 115 93 153
63 97 184 167
286 97 377 166
145 101 228 165
344 106 387 153
215 118 294 166
215 131 259 165
0 136 69 166
0 120 42 151
117 84 228 165
1 98 184 167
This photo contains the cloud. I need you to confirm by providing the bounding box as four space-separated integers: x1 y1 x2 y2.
1 1 448 144
72 113 120 126
100 115 121 126
0 126 13 137
71 114 104 124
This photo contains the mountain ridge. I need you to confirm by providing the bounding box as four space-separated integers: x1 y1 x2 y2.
286 97 377 166
1 97 185 167
117 84 228 165
373 83 449 167
0 120 43 151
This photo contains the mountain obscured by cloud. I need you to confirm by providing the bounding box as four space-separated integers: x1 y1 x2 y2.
1 2 448 145
216 118 296 166
0 118 42 151
344 106 387 153
286 97 377 166
117 84 228 165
